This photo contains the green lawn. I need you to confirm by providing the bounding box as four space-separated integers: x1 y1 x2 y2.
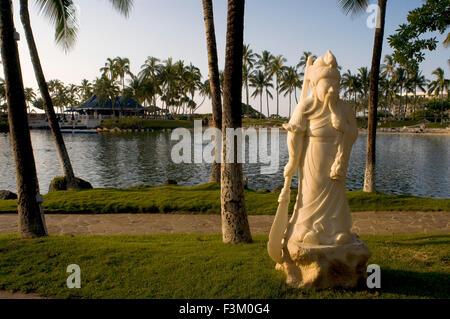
0 183 448 214
357 119 449 129
100 118 194 130
242 118 285 127
0 234 448 299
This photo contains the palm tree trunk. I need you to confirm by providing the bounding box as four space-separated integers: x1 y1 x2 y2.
0 0 47 238
221 0 252 244
289 91 292 118
19 0 78 190
202 0 222 183
266 91 269 118
259 93 262 120
364 0 387 193
276 76 279 117
245 80 250 118
405 89 408 119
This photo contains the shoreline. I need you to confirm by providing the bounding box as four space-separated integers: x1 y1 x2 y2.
1 125 448 136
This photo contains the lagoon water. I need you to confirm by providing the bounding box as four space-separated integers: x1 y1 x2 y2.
0 130 448 198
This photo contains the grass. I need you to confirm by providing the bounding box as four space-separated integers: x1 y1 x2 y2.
0 183 448 214
357 119 449 129
0 233 448 299
242 118 285 127
101 118 194 130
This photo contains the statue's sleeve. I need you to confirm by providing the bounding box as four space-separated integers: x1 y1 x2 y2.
330 101 358 181
282 100 308 179
283 99 308 134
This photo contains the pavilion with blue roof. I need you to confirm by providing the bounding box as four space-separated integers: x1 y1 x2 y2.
67 95 146 117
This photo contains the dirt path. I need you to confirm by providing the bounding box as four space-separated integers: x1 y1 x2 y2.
0 211 449 236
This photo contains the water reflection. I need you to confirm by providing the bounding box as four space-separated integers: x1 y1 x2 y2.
0 131 448 198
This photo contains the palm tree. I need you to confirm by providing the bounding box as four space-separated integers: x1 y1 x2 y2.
0 0 47 238
249 70 266 119
341 70 361 112
159 57 179 116
182 63 202 117
221 0 252 244
270 55 287 118
256 50 274 116
100 58 118 82
93 75 120 107
202 0 223 183
280 66 300 118
66 83 79 108
297 51 316 71
114 57 131 92
19 0 133 190
79 79 93 101
358 67 370 117
409 70 427 119
428 67 450 124
339 0 388 193
242 43 257 117
394 67 407 119
24 87 36 113
293 71 304 104
263 71 274 118
381 55 396 115
139 56 162 106
124 73 146 105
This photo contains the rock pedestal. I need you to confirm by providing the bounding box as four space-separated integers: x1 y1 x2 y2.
277 235 371 290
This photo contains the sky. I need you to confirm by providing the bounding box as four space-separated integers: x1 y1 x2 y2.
8 0 450 116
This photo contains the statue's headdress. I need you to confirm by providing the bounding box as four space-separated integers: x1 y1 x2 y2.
305 50 341 85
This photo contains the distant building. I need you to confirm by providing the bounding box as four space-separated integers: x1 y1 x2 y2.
67 95 145 117
66 95 168 118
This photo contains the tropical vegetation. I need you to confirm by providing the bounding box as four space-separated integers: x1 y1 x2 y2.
0 183 448 215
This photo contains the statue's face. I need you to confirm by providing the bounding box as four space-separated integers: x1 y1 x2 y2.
314 78 340 103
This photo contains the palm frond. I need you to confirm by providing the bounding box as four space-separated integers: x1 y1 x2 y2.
337 0 369 16
108 0 134 17
36 0 78 52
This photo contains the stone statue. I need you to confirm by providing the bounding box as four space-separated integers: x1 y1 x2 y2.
268 51 371 289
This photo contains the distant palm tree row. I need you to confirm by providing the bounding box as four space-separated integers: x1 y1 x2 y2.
4 51 446 123
340 54 449 122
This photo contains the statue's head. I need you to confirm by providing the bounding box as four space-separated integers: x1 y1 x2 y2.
306 50 341 103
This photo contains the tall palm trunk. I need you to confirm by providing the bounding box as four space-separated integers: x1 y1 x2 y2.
266 91 269 118
19 0 78 189
364 0 387 193
294 86 298 104
276 75 279 118
288 90 292 118
202 0 222 183
245 80 250 118
0 0 47 238
221 0 252 244
259 93 262 120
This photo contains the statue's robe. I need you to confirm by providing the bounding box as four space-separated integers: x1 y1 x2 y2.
283 95 358 246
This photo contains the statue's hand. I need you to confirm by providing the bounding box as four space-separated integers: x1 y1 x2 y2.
278 187 291 204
